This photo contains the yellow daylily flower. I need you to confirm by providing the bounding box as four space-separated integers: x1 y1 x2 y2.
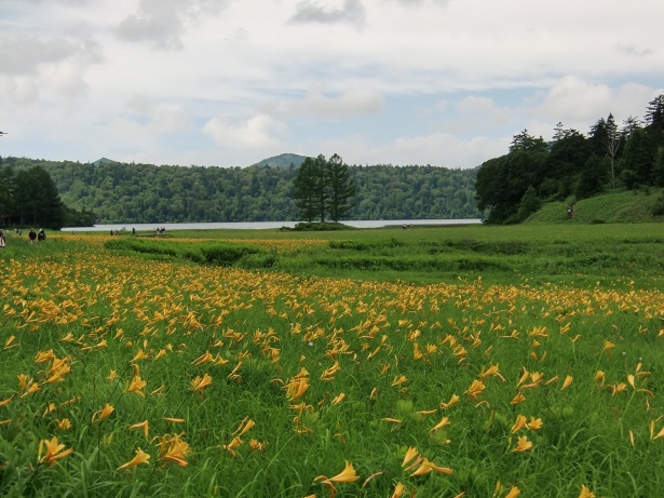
117 447 151 471
92 403 115 423
511 435 533 452
57 418 72 431
410 457 453 476
430 416 451 433
390 482 406 498
578 484 595 498
233 418 255 437
504 485 521 498
223 436 243 457
315 460 360 484
331 393 345 405
126 375 147 397
440 394 460 409
156 433 190 467
511 414 528 433
464 379 485 400
163 417 186 424
38 437 74 466
402 446 419 467
526 417 543 430
129 420 149 440
191 373 213 394
510 393 526 405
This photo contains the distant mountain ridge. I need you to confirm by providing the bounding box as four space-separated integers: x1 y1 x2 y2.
2 155 481 223
251 153 307 169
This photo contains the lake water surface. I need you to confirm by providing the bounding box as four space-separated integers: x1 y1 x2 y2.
62 219 482 232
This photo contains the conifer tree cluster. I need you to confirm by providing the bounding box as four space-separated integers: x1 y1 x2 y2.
0 162 93 229
292 154 356 223
475 94 664 224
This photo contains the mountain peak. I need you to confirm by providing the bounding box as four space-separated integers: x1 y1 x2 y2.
251 153 307 169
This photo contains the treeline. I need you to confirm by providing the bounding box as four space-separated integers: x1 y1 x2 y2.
0 164 96 229
0 157 481 224
476 94 664 224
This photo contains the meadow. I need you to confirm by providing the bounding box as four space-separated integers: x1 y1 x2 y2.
1 223 664 497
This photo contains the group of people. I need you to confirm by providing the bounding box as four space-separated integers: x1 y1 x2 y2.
0 228 46 248
28 228 46 244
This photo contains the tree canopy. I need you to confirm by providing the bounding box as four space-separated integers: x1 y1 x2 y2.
0 162 86 229
2 157 480 224
293 154 355 223
475 93 664 224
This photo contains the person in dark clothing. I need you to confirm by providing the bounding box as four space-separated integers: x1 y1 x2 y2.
28 228 37 244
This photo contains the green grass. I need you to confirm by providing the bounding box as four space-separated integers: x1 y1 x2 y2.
1 228 664 497
101 223 664 289
529 187 664 224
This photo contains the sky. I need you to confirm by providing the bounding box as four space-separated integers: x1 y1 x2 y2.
1 0 662 169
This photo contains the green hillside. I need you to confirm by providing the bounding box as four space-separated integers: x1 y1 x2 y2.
251 153 306 169
0 156 480 224
528 188 664 224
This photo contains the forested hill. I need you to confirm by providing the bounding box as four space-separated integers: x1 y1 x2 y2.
0 156 481 224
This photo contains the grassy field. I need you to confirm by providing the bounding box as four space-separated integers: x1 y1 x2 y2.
1 225 664 497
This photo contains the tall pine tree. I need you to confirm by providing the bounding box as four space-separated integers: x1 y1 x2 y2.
292 154 355 223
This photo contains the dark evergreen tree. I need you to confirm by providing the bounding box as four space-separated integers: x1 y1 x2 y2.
292 157 321 223
576 154 609 199
325 154 355 222
652 147 664 187
645 94 664 132
13 166 65 228
621 127 654 187
517 185 541 221
545 124 590 198
0 165 15 225
313 155 328 222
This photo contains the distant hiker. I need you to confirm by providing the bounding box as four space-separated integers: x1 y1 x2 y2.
132 227 136 235
28 228 37 244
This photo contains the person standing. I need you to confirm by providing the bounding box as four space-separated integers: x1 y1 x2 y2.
28 228 37 245
0 229 5 249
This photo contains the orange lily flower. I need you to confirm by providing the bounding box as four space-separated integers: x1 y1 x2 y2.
127 375 147 397
430 416 451 432
511 414 528 433
129 420 150 440
511 435 533 452
191 373 213 395
578 484 595 498
117 447 151 471
92 403 115 423
38 437 74 466
505 486 521 498
440 394 460 409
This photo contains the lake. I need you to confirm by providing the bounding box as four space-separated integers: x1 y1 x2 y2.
61 219 482 232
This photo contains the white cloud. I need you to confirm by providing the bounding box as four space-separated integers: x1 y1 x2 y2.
115 0 228 49
537 76 656 131
321 131 509 168
203 114 287 151
285 85 384 119
0 35 88 75
455 96 510 127
126 94 191 133
1 0 664 171
288 0 367 31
